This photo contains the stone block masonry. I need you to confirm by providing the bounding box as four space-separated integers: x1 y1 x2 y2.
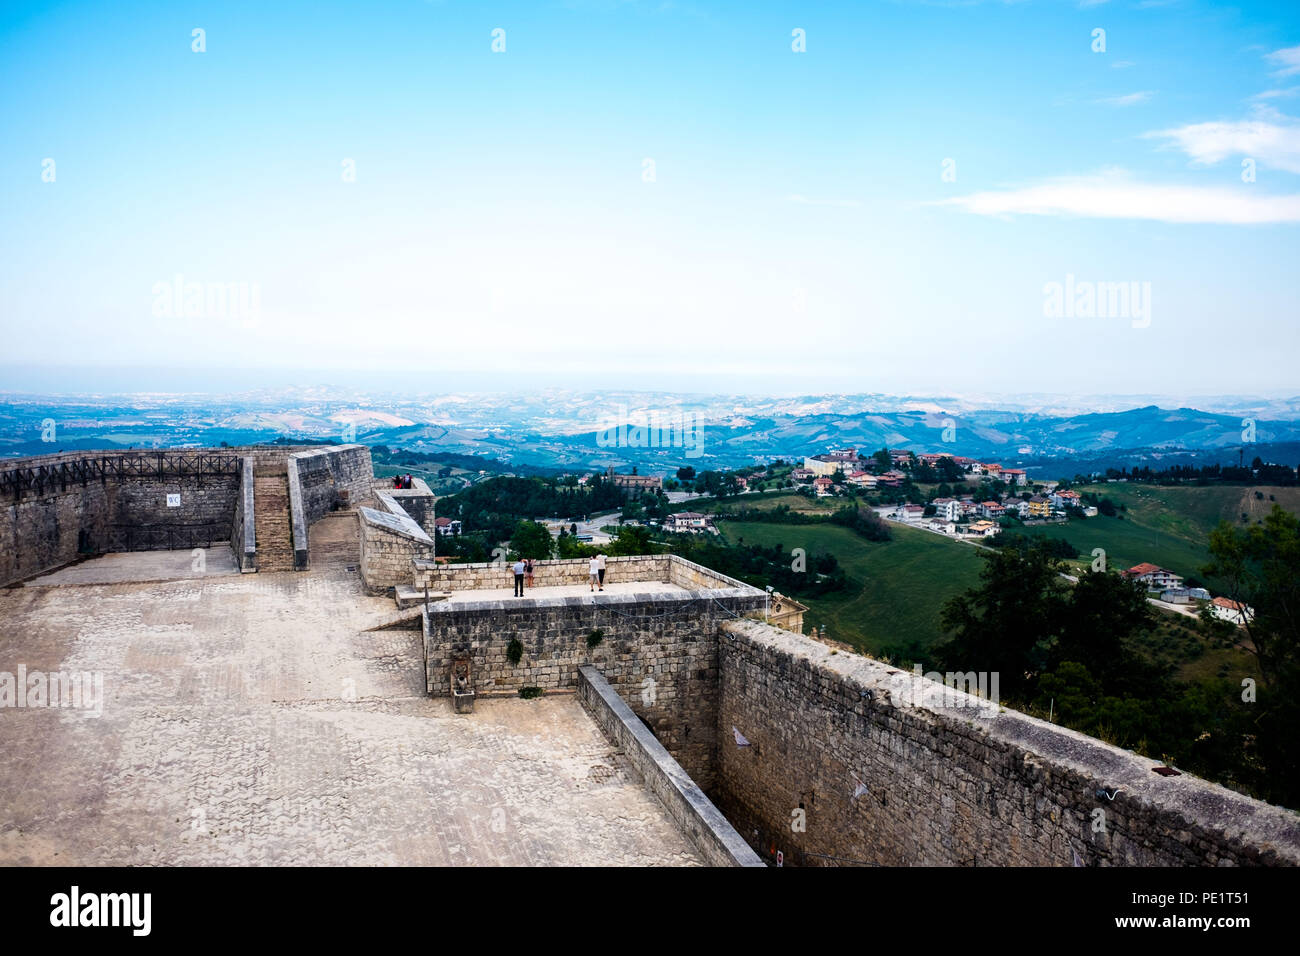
0 444 375 584
359 492 435 594
0 451 242 585
375 477 437 535
578 665 765 867
715 618 1300 867
290 445 374 522
412 553 750 593
424 588 767 792
231 456 256 570
287 445 375 571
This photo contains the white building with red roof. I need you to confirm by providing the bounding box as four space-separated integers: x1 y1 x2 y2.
1122 563 1183 590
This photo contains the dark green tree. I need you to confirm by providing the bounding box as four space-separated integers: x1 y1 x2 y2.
509 520 554 560
934 539 1069 699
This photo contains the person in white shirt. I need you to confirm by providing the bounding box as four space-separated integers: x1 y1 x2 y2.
596 552 607 588
589 556 602 592
512 558 526 597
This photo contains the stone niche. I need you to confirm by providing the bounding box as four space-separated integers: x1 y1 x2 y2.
451 657 474 714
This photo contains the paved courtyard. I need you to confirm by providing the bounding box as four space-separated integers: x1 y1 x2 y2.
0 557 701 866
24 547 240 587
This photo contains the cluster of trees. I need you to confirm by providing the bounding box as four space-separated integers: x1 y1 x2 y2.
670 538 846 598
933 509 1300 808
1081 491 1123 516
679 468 750 497
619 488 670 523
498 520 659 562
432 475 626 543
988 531 1079 559
1098 458 1297 486
828 504 893 542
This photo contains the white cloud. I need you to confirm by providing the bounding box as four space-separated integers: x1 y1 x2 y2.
1145 116 1300 173
936 170 1300 224
1253 87 1300 100
1111 60 1135 69
1098 90 1155 106
1266 45 1300 77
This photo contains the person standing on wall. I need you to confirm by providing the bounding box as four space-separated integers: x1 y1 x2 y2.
524 557 535 589
589 555 602 592
513 557 526 597
596 552 607 589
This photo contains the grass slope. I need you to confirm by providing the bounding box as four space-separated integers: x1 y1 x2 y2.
717 519 983 662
1010 484 1300 584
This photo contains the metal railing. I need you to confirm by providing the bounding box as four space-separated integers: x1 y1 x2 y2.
104 523 227 553
0 452 241 501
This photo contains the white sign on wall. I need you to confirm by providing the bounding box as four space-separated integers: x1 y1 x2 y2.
166 494 181 508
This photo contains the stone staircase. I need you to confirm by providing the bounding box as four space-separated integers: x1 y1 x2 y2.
253 475 295 572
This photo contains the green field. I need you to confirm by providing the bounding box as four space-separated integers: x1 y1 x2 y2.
717 519 984 663
1008 484 1300 585
683 491 841 516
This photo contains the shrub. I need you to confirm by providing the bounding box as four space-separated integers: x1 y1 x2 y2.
586 629 604 648
518 686 543 699
506 638 523 665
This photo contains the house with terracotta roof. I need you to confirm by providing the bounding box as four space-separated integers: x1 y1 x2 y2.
1122 563 1183 590
1002 468 1027 486
813 476 835 496
1209 596 1254 625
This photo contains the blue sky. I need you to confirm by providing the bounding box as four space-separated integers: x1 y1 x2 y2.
2 0 1298 396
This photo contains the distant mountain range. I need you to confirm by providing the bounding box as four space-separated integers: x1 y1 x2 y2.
2 387 1298 476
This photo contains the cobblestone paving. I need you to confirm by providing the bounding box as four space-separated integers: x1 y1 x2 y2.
0 566 702 866
24 547 239 587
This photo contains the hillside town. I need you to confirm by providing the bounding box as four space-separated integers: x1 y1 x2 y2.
586 445 1258 626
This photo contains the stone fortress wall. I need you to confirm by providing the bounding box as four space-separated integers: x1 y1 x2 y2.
5 444 1296 868
421 555 768 792
0 444 373 584
358 491 436 593
419 553 1300 867
713 619 1300 867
